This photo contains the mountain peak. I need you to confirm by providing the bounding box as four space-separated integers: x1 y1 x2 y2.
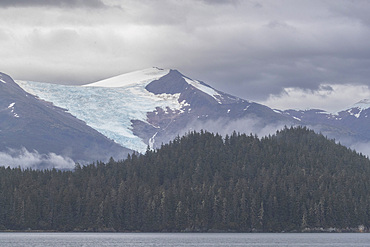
145 69 225 105
145 69 188 95
354 99 370 108
330 98 370 119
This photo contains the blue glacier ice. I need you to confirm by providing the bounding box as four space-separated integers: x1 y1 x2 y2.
16 71 186 153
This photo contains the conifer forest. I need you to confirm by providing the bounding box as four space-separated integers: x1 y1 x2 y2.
0 127 369 232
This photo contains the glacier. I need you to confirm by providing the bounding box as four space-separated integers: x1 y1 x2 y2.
16 68 190 153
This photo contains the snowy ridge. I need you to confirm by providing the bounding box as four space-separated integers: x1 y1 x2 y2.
85 67 170 88
332 99 370 118
183 77 223 104
351 99 370 111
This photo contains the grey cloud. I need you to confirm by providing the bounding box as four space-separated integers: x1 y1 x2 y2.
183 18 370 101
185 55 355 102
2 0 370 108
200 0 240 5
265 20 296 30
319 85 334 92
199 0 263 8
327 1 370 27
0 0 106 8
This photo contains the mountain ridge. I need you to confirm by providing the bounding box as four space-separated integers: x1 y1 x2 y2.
17 67 293 153
7 67 370 165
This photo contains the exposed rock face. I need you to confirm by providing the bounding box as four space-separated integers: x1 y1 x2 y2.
135 69 294 149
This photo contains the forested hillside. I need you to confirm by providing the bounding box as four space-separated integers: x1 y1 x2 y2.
0 127 369 232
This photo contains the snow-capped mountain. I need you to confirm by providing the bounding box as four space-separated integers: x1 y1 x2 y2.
17 67 294 153
13 67 370 159
335 99 370 120
0 72 130 168
280 99 370 152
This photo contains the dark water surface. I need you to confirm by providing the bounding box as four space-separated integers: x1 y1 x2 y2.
0 232 369 247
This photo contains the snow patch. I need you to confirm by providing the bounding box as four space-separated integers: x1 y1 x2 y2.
344 108 363 118
354 109 363 118
315 111 330 114
178 100 190 113
7 102 19 118
0 78 6 84
149 132 158 150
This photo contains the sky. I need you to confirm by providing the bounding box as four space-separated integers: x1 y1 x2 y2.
1 0 370 112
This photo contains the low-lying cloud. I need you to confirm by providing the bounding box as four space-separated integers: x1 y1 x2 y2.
349 142 370 158
176 116 370 158
178 116 288 140
0 148 75 170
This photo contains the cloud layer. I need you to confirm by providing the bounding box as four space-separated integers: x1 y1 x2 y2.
261 84 370 112
1 0 370 109
0 148 75 169
0 0 105 8
179 116 287 142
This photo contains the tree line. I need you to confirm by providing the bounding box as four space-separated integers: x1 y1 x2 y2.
0 126 369 232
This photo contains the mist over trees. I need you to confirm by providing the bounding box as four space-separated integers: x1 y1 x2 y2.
0 127 369 232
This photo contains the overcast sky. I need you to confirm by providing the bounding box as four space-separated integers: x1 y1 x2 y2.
1 0 370 111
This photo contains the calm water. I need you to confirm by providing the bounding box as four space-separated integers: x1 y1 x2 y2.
0 232 369 247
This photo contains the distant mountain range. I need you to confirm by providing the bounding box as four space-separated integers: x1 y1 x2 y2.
278 99 370 151
2 67 370 168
